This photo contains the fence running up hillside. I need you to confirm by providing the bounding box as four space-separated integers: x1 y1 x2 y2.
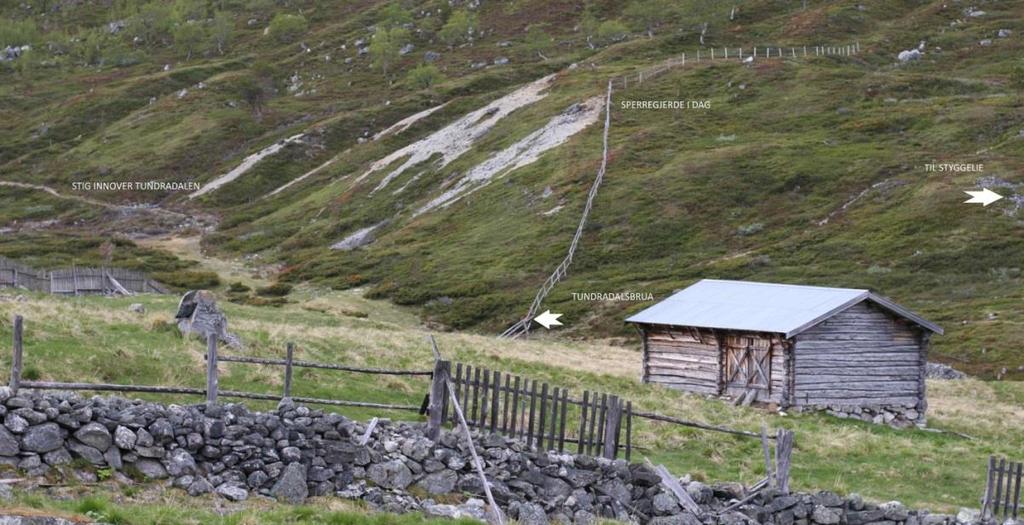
0 256 167 295
501 41 860 339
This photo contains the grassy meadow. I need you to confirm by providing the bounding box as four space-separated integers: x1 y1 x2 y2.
0 285 1021 514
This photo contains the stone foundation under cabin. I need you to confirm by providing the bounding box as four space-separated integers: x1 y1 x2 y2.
792 402 926 428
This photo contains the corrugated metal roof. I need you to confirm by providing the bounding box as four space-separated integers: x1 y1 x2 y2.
625 279 942 337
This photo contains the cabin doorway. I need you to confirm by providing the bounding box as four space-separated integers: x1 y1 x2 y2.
722 340 771 401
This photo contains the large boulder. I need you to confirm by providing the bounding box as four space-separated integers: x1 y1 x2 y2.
21 423 62 453
416 469 458 494
368 460 413 490
270 462 308 503
175 290 242 347
74 422 112 451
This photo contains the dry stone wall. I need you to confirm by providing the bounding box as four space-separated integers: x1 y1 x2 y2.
0 389 998 525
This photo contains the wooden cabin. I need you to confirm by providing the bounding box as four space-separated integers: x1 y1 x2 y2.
626 280 943 424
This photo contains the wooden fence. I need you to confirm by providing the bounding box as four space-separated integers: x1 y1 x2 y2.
6 315 431 413
983 456 1022 520
8 314 795 474
437 362 632 460
0 257 167 295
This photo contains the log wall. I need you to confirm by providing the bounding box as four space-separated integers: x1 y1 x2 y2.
642 326 721 395
792 301 925 409
641 326 787 403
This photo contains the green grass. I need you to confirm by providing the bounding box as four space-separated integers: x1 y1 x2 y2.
0 290 1021 513
6 487 479 525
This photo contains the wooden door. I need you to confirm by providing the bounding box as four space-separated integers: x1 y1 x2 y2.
723 342 771 391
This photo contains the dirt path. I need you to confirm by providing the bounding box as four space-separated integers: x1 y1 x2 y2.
0 180 119 210
0 180 216 233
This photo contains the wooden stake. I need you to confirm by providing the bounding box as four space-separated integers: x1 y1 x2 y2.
426 360 450 440
775 429 794 493
760 423 773 486
10 315 23 393
602 395 622 459
444 371 505 524
283 342 294 400
206 334 218 407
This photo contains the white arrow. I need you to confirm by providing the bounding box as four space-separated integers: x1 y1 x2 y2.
963 188 1003 206
533 310 563 329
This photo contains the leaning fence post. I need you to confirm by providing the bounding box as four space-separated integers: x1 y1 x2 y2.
602 395 622 459
760 423 774 486
206 334 218 407
775 429 794 493
427 360 451 440
282 342 294 401
9 315 23 393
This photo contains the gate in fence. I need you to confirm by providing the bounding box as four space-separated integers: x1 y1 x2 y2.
426 361 632 460
983 456 1023 521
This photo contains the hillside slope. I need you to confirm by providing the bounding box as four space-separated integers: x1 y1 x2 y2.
1 0 1023 377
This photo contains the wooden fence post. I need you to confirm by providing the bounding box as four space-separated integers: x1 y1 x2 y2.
760 423 774 486
283 342 294 400
206 334 218 407
603 395 622 459
427 360 450 440
984 455 996 519
775 429 794 493
9 315 23 393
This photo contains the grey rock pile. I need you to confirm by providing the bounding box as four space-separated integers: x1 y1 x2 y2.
0 389 991 525
819 404 924 428
925 363 966 380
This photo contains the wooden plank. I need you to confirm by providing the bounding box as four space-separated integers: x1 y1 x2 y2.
775 429 794 493
760 424 773 485
995 458 1006 517
537 383 549 451
985 456 997 519
453 363 463 424
527 380 538 449
471 367 481 426
480 369 490 429
558 388 568 453
1012 461 1022 519
440 366 506 525
594 393 607 457
359 418 379 445
501 373 511 433
462 365 472 424
648 461 702 516
548 387 560 451
624 401 632 462
213 355 432 375
578 391 589 454
427 360 450 440
283 342 294 400
206 334 218 407
602 395 622 459
510 376 521 435
9 315 23 393
631 410 764 439
490 371 500 433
